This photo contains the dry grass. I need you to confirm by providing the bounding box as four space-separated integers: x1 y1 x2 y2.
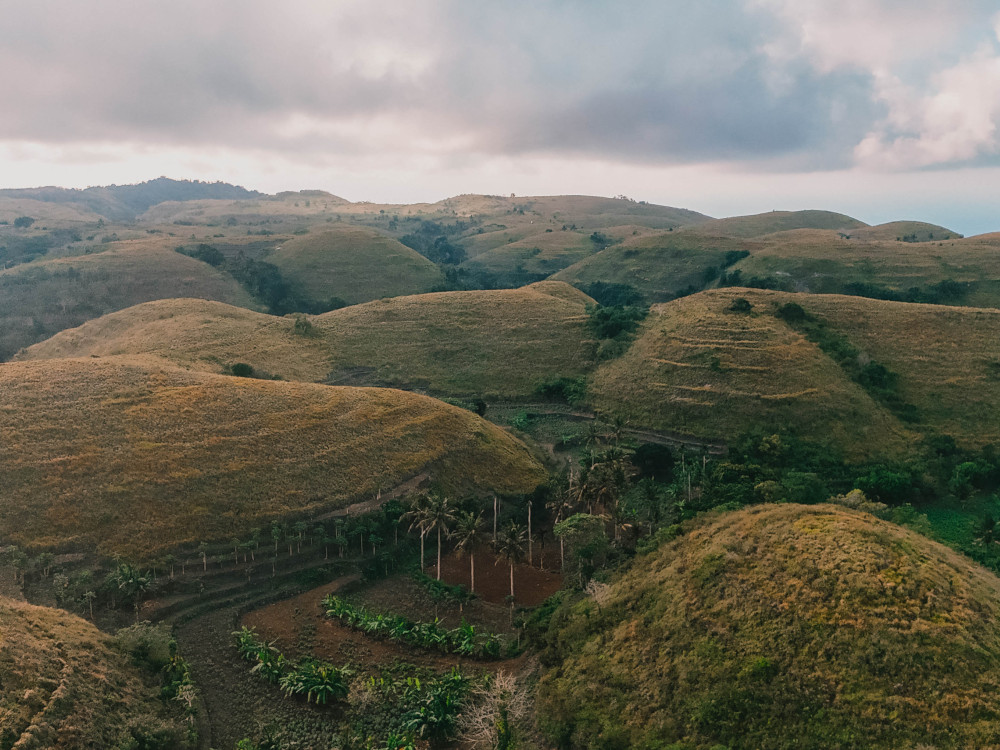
684 209 867 237
0 242 256 361
0 596 182 747
0 197 103 224
588 288 913 461
538 503 1000 749
849 220 961 242
270 227 445 305
0 357 545 560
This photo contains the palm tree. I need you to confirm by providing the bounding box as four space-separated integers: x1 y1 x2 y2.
452 510 485 593
425 494 457 581
493 522 527 600
402 493 433 572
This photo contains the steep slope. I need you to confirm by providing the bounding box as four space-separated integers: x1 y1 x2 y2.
553 230 763 302
684 209 867 237
538 503 1000 750
269 227 446 305
0 357 546 559
0 596 189 748
588 288 911 460
0 242 257 361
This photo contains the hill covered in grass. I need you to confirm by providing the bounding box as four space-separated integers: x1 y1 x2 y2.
21 281 597 398
269 227 445 306
588 287 1000 458
848 220 961 242
0 242 257 361
537 503 1000 750
0 596 191 748
684 209 867 238
0 357 545 560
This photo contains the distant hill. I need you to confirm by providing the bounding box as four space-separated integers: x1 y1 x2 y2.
589 288 1000 455
0 595 190 747
848 220 962 243
683 209 867 238
269 227 446 306
538 503 1000 750
0 241 257 361
0 356 545 559
0 177 261 221
20 281 597 399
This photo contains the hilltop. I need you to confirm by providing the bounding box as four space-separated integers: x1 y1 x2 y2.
683 209 867 237
0 357 545 559
0 596 191 747
0 241 257 361
20 281 597 398
537 503 1000 750
269 227 446 306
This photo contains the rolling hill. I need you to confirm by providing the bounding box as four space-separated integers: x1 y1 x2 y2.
20 281 597 399
683 209 867 237
269 227 446 306
588 288 913 461
0 357 546 560
538 503 1000 750
848 220 962 242
0 241 257 361
0 596 190 748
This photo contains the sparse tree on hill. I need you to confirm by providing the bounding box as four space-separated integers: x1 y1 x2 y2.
452 510 486 593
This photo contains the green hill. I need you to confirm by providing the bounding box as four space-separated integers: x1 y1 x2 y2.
0 356 545 560
848 220 962 243
588 288 912 461
684 209 867 238
269 227 446 306
0 241 257 361
552 230 764 302
21 282 597 399
538 503 1000 750
0 596 191 748
590 288 1000 454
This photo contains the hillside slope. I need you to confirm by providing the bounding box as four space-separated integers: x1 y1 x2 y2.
683 209 867 237
269 227 446 305
0 242 257 361
0 596 189 748
538 503 1000 750
0 357 545 559
588 288 912 460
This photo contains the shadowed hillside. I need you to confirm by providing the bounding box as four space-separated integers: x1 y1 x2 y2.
538 503 1000 750
0 357 545 559
0 596 191 747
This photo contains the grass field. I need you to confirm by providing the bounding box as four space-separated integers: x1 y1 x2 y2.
269 227 445 305
588 288 913 461
538 503 1000 749
22 281 598 399
0 241 257 361
0 357 546 560
0 596 188 747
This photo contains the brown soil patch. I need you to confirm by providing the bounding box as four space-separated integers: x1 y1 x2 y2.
428 548 563 607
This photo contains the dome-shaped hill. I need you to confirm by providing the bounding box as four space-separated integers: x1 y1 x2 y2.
0 242 256 361
588 288 912 461
552 230 763 302
0 596 190 747
849 220 962 242
17 298 334 382
18 282 596 398
269 227 445 306
538 503 1000 750
316 281 595 396
685 209 867 238
0 357 545 560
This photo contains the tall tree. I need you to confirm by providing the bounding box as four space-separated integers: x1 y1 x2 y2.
494 522 527 600
425 494 457 581
402 493 433 572
452 510 485 593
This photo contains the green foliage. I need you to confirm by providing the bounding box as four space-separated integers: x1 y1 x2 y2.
233 626 350 704
582 281 645 307
534 375 588 405
412 570 475 605
12 215 35 228
229 362 255 378
727 297 753 313
586 305 647 340
322 595 504 659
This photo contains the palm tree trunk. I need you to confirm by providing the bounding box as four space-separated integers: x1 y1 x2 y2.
560 537 565 570
420 530 426 571
509 562 515 599
528 502 532 566
437 526 442 581
470 553 475 593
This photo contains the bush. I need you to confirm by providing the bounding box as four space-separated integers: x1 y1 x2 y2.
230 363 255 378
586 305 646 340
13 216 35 229
728 297 752 313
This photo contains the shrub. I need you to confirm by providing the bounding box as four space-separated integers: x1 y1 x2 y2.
728 297 752 313
230 363 255 378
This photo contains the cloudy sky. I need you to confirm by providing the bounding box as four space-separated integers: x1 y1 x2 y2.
3 0 1000 233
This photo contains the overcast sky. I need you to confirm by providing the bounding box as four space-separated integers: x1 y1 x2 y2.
3 0 1000 234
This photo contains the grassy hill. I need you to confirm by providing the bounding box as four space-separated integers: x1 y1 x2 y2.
589 288 1000 455
684 209 867 238
537 503 1000 750
553 230 765 302
0 596 190 748
849 220 962 242
269 227 446 306
0 357 545 560
21 282 597 399
0 241 257 361
588 288 912 461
